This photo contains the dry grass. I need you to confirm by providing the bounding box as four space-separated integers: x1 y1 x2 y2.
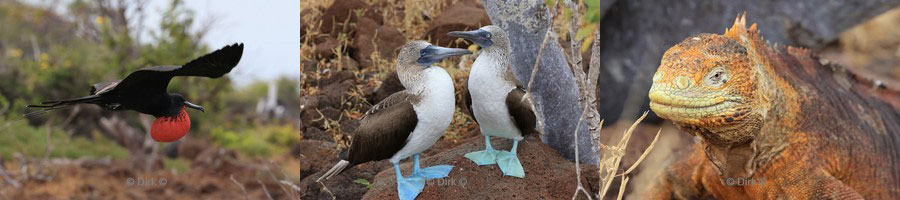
530 1 662 199
300 0 478 148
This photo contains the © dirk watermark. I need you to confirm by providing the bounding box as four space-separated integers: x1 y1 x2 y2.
725 177 766 186
426 177 467 187
125 177 168 187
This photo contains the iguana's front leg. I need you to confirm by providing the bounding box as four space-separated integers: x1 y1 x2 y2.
747 164 864 199
648 144 722 199
650 144 864 199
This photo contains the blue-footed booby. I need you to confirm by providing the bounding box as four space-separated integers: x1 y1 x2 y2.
449 26 538 178
316 41 470 200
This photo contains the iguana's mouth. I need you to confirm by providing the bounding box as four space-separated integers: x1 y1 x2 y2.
649 88 747 126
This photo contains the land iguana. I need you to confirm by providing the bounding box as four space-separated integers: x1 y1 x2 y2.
647 14 900 199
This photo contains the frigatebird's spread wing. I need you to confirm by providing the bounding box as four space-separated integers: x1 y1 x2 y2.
114 43 244 95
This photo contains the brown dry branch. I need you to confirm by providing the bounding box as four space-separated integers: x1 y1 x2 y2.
0 162 19 188
258 179 275 200
230 174 249 200
263 165 301 199
596 112 660 198
280 180 306 198
532 0 663 199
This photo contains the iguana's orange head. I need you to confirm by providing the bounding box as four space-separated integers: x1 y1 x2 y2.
649 14 768 144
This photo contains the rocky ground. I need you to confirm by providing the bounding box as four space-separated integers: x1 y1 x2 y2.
1 136 304 199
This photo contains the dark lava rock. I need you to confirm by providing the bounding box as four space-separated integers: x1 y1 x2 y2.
354 23 407 68
362 136 595 199
369 72 404 104
320 81 353 109
314 37 340 59
319 0 383 34
303 126 331 142
424 3 491 48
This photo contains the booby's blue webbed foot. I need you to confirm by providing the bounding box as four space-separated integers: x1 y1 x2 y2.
495 140 525 178
464 135 498 165
464 150 497 165
394 162 425 200
397 176 425 200
410 154 453 179
412 165 453 179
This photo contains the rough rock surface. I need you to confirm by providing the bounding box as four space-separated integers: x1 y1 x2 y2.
425 2 491 48
354 22 407 68
369 72 404 104
318 0 383 34
482 0 596 164
362 136 597 199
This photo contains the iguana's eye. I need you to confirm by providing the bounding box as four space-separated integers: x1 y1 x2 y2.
703 67 729 87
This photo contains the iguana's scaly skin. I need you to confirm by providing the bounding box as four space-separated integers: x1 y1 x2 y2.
648 14 900 199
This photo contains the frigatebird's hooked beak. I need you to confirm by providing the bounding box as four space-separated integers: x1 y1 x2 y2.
448 29 493 48
416 45 472 66
184 101 204 112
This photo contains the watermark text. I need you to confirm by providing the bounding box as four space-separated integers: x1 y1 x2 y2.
126 177 168 187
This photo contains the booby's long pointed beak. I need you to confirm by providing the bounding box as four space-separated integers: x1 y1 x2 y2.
448 29 493 48
184 101 205 112
416 45 472 66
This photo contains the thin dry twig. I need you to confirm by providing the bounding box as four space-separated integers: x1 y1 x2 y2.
258 179 275 200
570 108 600 200
619 129 661 176
616 175 630 200
318 181 337 200
281 180 306 196
263 166 298 199
230 174 249 200
596 111 653 198
0 163 19 188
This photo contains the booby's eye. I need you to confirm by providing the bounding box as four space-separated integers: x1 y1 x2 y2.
703 67 729 87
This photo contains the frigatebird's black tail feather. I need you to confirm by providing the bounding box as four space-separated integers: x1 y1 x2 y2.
22 105 72 118
24 95 101 117
31 95 101 106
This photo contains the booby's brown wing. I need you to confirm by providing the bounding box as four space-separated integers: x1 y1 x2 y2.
506 87 537 136
344 91 420 165
112 43 244 95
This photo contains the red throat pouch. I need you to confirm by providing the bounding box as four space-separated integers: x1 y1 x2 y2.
150 107 191 142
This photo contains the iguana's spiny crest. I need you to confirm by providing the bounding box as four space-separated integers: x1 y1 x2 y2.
649 14 780 144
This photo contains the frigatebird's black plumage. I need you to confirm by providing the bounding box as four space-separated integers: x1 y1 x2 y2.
27 43 244 142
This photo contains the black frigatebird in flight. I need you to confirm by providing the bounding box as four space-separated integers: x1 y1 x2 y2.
26 43 244 142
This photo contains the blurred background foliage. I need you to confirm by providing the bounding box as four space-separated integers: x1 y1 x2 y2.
0 0 301 162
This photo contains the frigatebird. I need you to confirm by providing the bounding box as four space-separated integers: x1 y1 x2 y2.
26 43 244 142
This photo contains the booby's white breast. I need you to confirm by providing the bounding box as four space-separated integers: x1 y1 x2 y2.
389 67 455 163
468 52 523 140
